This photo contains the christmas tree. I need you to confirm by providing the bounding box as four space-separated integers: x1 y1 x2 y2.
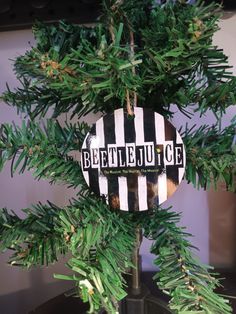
0 0 235 313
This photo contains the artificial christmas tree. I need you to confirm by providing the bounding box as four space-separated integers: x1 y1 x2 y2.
0 1 235 313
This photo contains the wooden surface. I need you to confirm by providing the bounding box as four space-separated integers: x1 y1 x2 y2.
209 187 236 268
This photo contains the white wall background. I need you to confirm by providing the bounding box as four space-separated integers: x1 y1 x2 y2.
0 15 235 314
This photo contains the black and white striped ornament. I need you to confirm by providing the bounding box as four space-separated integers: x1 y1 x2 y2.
81 108 186 211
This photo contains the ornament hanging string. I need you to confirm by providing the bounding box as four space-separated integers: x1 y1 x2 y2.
109 0 137 116
126 27 137 116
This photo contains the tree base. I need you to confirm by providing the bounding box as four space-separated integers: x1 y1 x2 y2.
120 284 171 314
30 283 171 314
30 292 171 314
29 270 236 314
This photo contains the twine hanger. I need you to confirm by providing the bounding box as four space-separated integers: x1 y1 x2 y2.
109 0 137 116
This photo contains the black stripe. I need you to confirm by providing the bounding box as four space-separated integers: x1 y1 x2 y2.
127 174 139 212
124 112 136 143
108 178 120 210
103 112 120 210
166 166 179 186
87 125 100 195
165 120 176 142
144 109 158 208
124 112 137 211
103 112 116 144
165 120 179 186
175 130 185 184
144 109 155 142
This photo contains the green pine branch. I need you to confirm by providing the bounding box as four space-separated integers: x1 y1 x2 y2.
3 23 141 118
0 20 99 118
0 203 66 267
183 123 236 191
140 1 236 117
2 78 79 119
0 120 88 188
55 196 135 314
141 207 232 314
2 1 235 120
0 195 135 314
0 1 235 314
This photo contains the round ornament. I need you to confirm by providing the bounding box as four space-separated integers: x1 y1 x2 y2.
81 108 186 211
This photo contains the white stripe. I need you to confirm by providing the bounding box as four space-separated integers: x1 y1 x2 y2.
114 109 129 210
182 140 186 169
138 176 148 211
81 134 90 186
155 113 167 204
96 117 109 198
158 173 167 204
176 130 186 182
83 171 90 186
114 108 125 146
99 175 109 204
134 107 144 144
96 117 105 147
183 149 186 169
176 130 186 167
118 177 129 211
82 133 89 149
176 131 182 144
178 168 185 183
154 113 165 144
134 108 149 211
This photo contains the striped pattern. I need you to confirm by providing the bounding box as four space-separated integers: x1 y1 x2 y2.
81 108 186 211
